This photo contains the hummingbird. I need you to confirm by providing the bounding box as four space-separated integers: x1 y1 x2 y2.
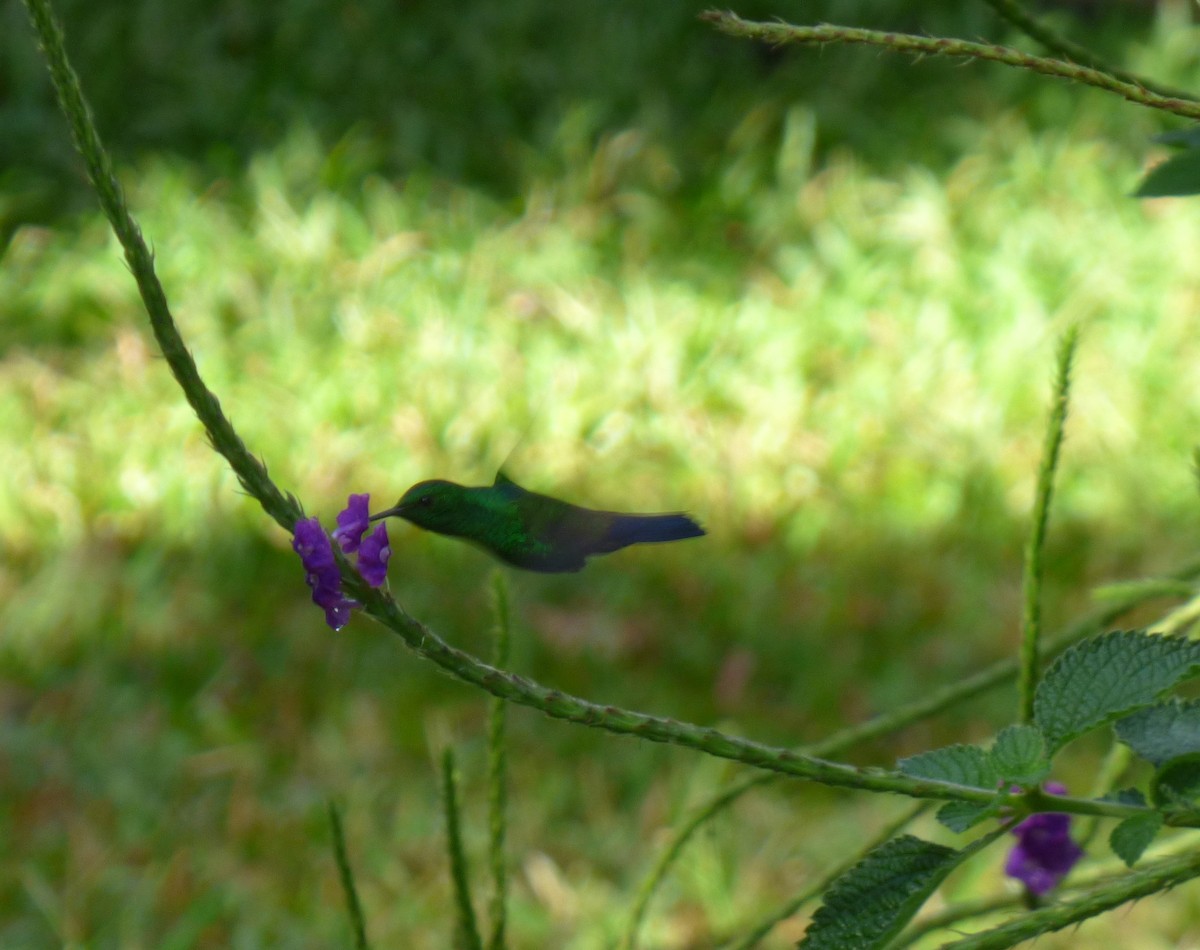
369 472 705 573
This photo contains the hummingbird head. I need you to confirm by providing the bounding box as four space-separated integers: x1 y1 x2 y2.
369 479 467 532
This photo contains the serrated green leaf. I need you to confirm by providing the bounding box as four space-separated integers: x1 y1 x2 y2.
936 799 1001 834
799 836 960 949
1115 698 1200 767
1151 753 1200 807
1033 631 1200 754
1135 149 1200 197
898 744 998 790
1110 813 1163 867
990 725 1049 785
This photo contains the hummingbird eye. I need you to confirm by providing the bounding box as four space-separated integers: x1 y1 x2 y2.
419 495 434 507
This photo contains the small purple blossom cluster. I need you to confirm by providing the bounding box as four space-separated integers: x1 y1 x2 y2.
1004 782 1083 897
293 494 390 630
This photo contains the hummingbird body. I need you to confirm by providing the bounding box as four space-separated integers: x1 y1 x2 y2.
370 472 704 572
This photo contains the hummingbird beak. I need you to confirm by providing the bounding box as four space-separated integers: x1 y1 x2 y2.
368 504 407 522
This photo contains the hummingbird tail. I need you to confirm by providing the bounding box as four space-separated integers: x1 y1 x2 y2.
601 513 705 552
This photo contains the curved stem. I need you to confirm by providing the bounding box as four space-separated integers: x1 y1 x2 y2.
352 572 1188 821
699 12 1200 122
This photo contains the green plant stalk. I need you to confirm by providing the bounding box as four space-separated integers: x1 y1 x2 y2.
1018 328 1078 724
21 0 301 533
352 570 1195 821
728 803 930 950
941 845 1200 948
893 893 1023 948
442 749 484 950
896 832 1200 946
327 802 371 950
486 573 511 950
699 12 1200 122
977 0 1195 102
619 564 1200 950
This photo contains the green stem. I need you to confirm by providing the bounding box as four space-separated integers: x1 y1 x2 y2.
348 574 1192 822
486 574 511 950
942 846 1200 948
897 835 1200 946
327 802 371 950
699 12 1200 122
978 0 1195 101
893 893 1022 948
1018 328 1078 724
442 749 484 950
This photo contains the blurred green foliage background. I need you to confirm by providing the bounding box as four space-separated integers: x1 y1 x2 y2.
4 0 1200 946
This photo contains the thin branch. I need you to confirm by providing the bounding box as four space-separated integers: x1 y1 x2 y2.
978 0 1195 102
941 846 1200 948
699 12 1200 122
353 571 1191 819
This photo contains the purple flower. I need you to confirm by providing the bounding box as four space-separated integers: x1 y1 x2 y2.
357 522 391 588
310 578 358 630
293 516 359 630
332 493 371 554
293 495 393 628
293 517 338 589
1004 782 1082 896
